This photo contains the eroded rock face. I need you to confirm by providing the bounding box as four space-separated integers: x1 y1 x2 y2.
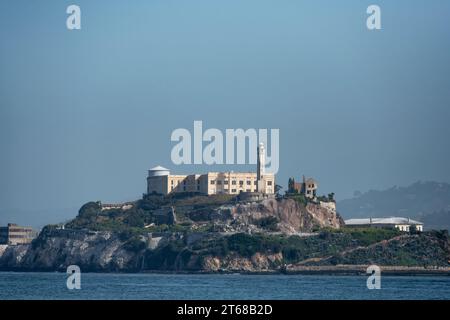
202 252 283 272
231 198 344 234
0 229 138 272
305 202 343 229
0 245 28 269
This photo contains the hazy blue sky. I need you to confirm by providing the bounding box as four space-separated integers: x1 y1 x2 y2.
1 0 450 227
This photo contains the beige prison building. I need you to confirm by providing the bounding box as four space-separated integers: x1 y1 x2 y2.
147 143 275 196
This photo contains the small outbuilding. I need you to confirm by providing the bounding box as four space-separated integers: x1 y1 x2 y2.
344 217 424 232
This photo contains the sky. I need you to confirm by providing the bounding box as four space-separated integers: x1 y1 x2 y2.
1 0 450 228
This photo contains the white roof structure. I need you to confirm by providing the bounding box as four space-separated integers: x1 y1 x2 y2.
345 217 423 226
149 165 169 171
148 165 170 177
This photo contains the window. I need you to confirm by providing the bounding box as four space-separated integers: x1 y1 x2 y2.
171 180 174 185
210 180 215 185
239 180 244 185
267 181 272 186
217 180 222 185
246 180 251 185
232 180 236 185
246 189 251 192
254 181 257 185
231 189 237 193
224 180 229 185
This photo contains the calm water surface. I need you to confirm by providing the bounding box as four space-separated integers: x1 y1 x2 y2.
0 272 449 300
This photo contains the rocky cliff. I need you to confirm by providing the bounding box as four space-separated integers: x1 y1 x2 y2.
2 196 446 273
1 228 449 272
0 228 138 272
225 198 343 234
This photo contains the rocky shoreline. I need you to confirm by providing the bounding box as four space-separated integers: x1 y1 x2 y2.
1 265 449 276
1 227 449 274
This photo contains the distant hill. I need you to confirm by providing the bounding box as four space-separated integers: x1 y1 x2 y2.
338 181 450 231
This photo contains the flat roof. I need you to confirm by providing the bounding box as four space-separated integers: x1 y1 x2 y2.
345 217 423 226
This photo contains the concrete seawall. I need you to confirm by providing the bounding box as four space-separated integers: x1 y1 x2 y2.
284 264 450 276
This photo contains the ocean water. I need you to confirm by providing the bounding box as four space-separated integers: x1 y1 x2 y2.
0 272 449 300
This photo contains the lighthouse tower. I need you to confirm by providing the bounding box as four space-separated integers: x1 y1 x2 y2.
257 142 266 193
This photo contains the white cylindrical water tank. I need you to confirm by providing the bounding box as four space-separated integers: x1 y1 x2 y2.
148 165 170 177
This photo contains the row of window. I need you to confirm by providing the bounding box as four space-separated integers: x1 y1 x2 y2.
8 234 33 238
8 228 33 233
211 180 256 186
169 179 274 187
171 185 200 191
211 189 254 194
168 179 273 193
171 180 200 186
210 180 273 186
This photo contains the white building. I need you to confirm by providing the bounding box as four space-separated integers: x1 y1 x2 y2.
344 217 424 232
146 143 275 196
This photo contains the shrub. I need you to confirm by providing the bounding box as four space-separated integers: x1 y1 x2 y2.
78 202 101 218
145 241 186 270
123 236 146 252
253 216 279 231
124 212 145 228
337 227 401 246
227 233 263 256
282 247 303 263
288 194 308 206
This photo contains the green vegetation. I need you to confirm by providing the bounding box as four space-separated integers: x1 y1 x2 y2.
329 227 402 246
65 194 237 234
142 193 235 209
197 233 323 261
186 227 407 264
143 240 197 270
59 195 449 270
67 197 408 265
331 230 450 266
123 236 146 252
166 193 235 207
287 194 308 206
253 217 279 231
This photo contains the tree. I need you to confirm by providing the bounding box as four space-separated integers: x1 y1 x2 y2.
275 184 283 197
288 178 297 194
124 212 145 228
78 201 101 218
